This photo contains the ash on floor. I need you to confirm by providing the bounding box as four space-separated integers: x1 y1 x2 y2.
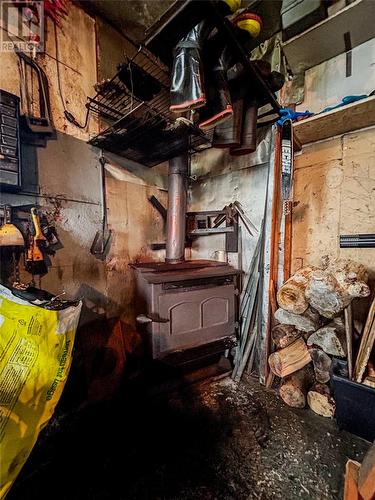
8 375 369 500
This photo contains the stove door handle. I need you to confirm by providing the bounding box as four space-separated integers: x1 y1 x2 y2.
136 314 169 324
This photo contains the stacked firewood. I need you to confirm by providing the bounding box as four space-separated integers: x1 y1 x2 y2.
268 258 370 417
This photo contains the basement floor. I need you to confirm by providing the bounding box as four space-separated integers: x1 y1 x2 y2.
9 374 369 500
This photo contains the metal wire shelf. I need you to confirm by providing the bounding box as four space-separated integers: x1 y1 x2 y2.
87 45 211 167
87 46 171 123
86 0 282 167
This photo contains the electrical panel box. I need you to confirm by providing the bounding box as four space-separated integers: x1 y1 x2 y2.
0 90 21 191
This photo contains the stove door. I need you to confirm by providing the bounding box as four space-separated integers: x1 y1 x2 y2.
156 284 236 357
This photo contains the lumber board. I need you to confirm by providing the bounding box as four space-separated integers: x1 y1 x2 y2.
294 95 375 146
354 296 375 382
344 304 354 379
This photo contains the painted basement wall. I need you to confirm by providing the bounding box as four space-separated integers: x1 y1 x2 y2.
0 4 167 327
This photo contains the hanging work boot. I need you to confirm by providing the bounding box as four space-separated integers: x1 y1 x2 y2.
198 45 234 130
170 0 241 113
230 95 259 155
212 97 243 147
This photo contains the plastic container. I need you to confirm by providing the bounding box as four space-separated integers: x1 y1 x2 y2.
331 358 375 442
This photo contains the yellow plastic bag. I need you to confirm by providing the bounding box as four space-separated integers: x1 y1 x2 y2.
0 285 82 498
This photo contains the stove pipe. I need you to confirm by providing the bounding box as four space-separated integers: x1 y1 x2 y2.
166 153 188 263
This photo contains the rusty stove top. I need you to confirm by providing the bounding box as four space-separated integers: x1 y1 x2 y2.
130 260 238 284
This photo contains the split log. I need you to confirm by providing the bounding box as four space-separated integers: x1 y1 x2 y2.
307 322 347 357
274 307 320 333
307 383 336 417
277 266 317 314
268 337 311 378
309 347 332 383
271 324 302 349
279 365 314 408
363 376 375 388
324 258 369 285
305 263 370 318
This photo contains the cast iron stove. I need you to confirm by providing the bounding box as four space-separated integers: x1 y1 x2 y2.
132 260 238 363
132 154 238 365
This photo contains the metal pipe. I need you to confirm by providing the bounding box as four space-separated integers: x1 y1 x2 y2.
166 153 188 263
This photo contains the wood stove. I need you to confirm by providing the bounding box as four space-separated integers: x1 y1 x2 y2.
133 153 238 363
133 260 238 361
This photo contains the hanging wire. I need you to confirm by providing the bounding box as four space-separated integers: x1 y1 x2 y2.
54 22 89 129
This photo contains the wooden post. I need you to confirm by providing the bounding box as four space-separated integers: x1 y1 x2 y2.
344 304 353 379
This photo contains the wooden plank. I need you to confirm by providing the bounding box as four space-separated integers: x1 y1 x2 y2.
282 0 375 74
258 130 278 384
293 95 375 146
260 127 282 385
344 304 354 380
354 296 375 382
344 459 361 500
283 210 292 282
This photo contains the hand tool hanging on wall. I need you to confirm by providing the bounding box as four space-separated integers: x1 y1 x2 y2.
0 205 24 287
90 156 112 258
0 205 24 247
17 51 53 136
25 208 48 276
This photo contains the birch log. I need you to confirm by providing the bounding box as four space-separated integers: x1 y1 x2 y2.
307 383 335 417
268 337 311 378
277 266 317 314
307 322 347 357
274 307 320 333
305 263 370 318
279 365 314 408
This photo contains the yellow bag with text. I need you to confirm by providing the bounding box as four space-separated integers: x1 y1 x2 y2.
0 285 82 498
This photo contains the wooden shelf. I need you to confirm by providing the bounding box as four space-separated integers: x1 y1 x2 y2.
293 95 375 145
282 0 375 74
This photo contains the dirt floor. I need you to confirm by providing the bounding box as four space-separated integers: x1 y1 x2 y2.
8 374 369 500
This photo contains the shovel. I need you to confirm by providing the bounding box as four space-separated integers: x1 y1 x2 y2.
90 156 112 257
0 205 25 247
